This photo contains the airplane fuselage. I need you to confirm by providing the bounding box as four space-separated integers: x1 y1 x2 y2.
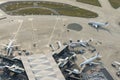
69 41 87 47
7 41 14 50
114 61 120 66
80 56 98 67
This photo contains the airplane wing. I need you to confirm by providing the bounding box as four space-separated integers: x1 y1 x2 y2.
65 69 72 75
57 60 63 66
69 43 76 47
80 64 85 73
82 55 87 60
0 44 7 47
90 62 100 65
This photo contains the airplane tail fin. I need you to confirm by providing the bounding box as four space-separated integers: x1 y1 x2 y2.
105 22 109 26
96 52 102 58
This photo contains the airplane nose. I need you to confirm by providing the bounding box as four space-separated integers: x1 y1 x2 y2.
88 23 91 25
80 64 83 67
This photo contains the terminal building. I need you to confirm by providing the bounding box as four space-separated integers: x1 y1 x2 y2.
20 53 65 80
0 43 114 80
20 45 114 80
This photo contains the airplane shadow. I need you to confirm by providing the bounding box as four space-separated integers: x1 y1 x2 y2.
98 27 112 35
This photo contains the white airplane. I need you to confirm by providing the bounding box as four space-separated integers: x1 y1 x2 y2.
114 61 120 66
5 64 24 73
65 69 81 75
69 40 88 48
1 20 23 56
57 57 69 68
88 22 109 31
1 39 19 56
57 53 76 68
80 53 102 67
112 61 120 70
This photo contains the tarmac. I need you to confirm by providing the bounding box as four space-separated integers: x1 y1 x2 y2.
0 0 119 80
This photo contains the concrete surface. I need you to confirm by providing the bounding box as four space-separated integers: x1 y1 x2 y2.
0 0 119 80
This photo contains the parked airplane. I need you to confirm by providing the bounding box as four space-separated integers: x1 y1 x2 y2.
1 20 23 56
5 64 24 73
112 61 120 77
114 61 120 66
57 53 76 68
1 39 19 56
69 40 88 48
80 53 102 67
65 69 81 75
88 21 109 31
57 57 69 68
112 61 120 69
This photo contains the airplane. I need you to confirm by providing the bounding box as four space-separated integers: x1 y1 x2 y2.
65 69 81 75
69 40 88 48
114 61 120 66
57 57 69 68
1 20 23 56
1 39 19 56
88 21 109 31
111 61 120 77
112 61 120 70
80 53 102 67
5 64 24 74
57 53 76 68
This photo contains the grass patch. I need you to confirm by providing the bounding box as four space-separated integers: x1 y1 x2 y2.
37 2 98 17
0 1 98 18
76 0 101 7
109 0 120 9
9 8 55 15
67 23 83 31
